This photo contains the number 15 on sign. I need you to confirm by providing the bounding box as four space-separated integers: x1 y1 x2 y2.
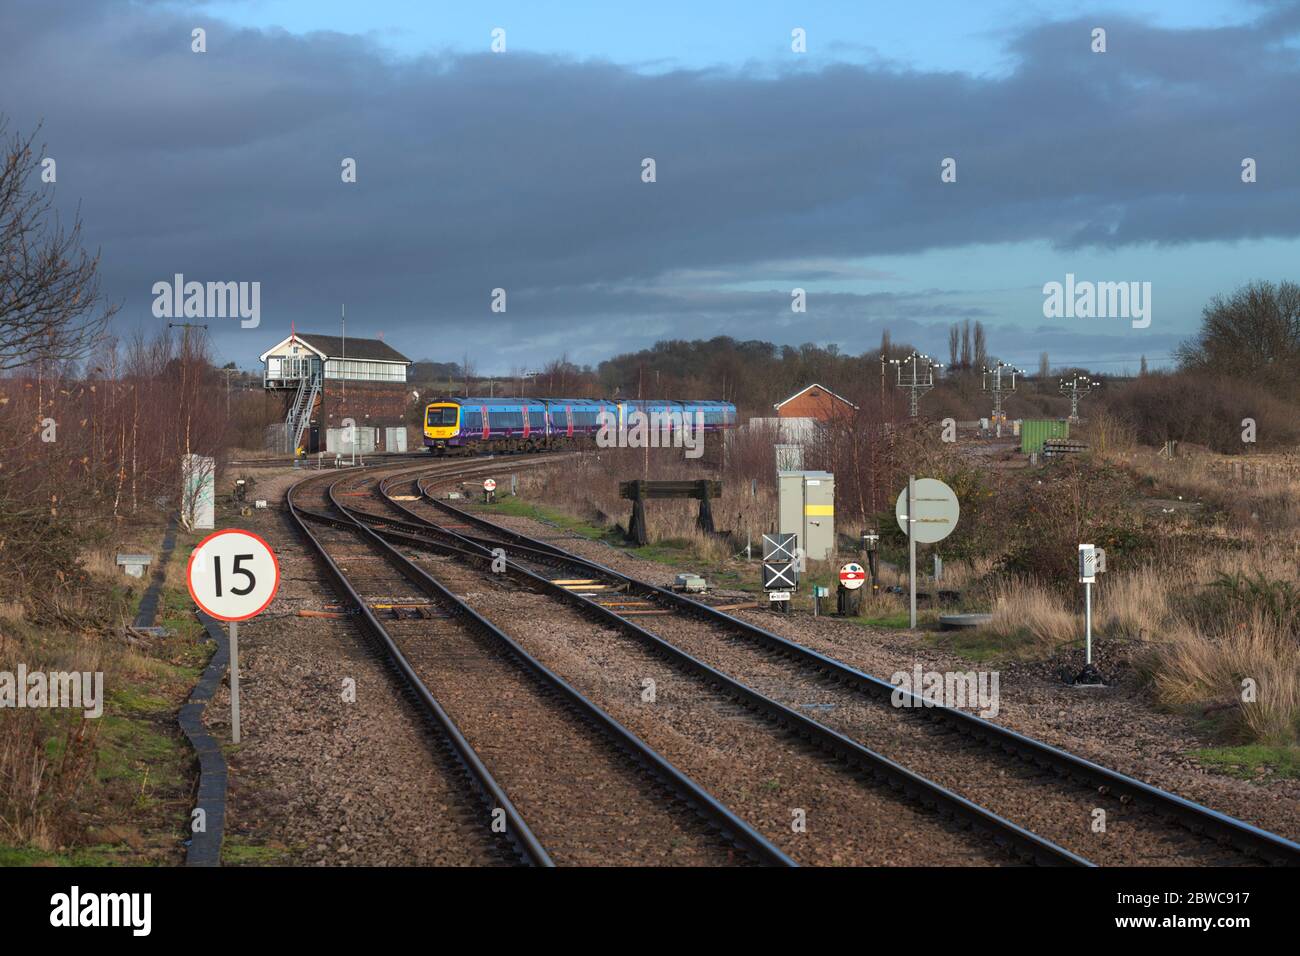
187 530 280 743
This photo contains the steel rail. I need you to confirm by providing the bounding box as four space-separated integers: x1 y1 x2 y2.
286 465 554 867
324 475 797 867
409 475 1300 867
351 473 1094 866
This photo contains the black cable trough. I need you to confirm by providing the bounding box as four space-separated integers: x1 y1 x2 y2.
128 513 229 866
287 465 553 867
408 476 1300 868
352 473 1092 867
181 612 232 867
324 475 796 868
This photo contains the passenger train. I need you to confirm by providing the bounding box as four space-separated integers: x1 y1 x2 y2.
423 397 736 454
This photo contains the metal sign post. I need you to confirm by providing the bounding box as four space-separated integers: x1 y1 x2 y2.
908 475 917 628
894 477 960 630
229 620 241 743
187 529 281 744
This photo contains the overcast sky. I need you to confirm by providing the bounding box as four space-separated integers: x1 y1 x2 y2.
5 0 1300 374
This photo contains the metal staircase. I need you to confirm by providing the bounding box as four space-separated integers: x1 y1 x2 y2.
285 371 321 453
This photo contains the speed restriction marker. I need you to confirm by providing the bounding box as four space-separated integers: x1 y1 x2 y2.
186 529 280 743
839 562 866 590
187 529 280 621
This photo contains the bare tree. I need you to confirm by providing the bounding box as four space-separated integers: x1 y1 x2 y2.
960 320 972 369
1038 352 1050 379
973 321 988 369
948 325 960 368
0 119 116 371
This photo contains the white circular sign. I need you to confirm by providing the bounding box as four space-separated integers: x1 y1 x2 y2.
895 478 960 544
187 529 280 622
483 478 497 491
839 562 866 590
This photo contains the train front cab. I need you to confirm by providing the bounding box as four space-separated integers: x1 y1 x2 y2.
424 401 461 452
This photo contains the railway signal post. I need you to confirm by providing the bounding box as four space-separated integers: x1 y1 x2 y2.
186 530 281 744
1074 544 1107 686
483 477 497 503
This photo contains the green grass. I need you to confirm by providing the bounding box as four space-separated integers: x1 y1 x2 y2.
109 686 173 715
222 838 292 866
482 496 615 541
0 843 139 867
1190 744 1300 781
924 625 1044 662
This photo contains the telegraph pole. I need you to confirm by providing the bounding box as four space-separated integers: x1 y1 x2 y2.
981 361 1022 437
168 322 208 350
1059 374 1099 423
220 367 239 416
889 351 941 418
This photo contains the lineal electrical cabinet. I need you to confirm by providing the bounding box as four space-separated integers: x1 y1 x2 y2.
778 470 835 564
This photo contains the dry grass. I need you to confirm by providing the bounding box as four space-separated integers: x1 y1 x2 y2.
985 546 1300 743
1093 566 1172 641
986 577 1077 650
1151 608 1300 744
0 518 186 853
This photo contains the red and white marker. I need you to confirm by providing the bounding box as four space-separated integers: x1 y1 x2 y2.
187 529 280 621
483 478 497 492
839 562 866 590
186 529 280 744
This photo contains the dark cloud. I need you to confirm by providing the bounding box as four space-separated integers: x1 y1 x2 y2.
2 0 1295 369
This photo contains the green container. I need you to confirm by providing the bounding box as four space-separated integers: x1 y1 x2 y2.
1020 419 1070 454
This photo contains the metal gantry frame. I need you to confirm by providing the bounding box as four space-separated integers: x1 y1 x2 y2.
981 361 1023 436
1059 373 1099 423
888 351 942 418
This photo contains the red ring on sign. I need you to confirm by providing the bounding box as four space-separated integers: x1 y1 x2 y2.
186 528 281 622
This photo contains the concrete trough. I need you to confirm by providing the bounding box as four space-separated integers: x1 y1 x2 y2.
939 613 992 631
116 553 153 578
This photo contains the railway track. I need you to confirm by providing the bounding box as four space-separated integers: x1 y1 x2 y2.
288 459 794 867
363 468 1300 868
335 470 1100 865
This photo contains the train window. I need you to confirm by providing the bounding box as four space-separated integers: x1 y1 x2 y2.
426 407 457 426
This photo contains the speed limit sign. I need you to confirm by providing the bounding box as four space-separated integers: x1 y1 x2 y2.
187 529 280 621
483 478 497 492
187 529 279 744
